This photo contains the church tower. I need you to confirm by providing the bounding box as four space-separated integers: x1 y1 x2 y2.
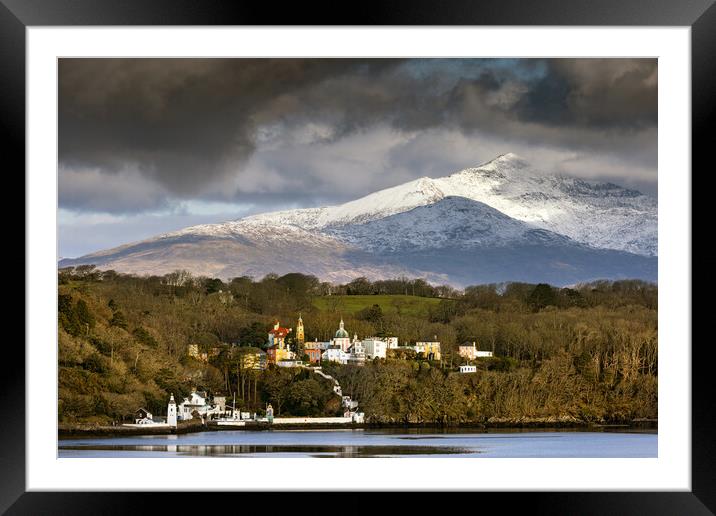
297 314 305 345
167 393 177 427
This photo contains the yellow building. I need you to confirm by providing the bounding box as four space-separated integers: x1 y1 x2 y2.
414 340 441 361
239 350 267 370
296 314 305 345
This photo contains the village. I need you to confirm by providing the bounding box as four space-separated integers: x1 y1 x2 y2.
190 315 493 371
125 315 495 430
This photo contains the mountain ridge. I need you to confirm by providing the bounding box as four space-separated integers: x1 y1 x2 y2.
60 154 657 286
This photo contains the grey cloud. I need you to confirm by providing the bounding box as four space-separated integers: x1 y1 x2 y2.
59 166 170 213
59 58 408 210
59 58 657 215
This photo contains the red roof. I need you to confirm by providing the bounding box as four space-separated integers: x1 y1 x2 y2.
269 327 291 338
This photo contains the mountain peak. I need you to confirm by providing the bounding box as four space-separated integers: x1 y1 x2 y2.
479 152 530 170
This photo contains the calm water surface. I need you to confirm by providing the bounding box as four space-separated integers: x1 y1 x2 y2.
58 428 657 458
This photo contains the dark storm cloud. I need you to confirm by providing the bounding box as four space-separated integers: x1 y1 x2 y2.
59 58 657 214
59 58 400 199
513 59 658 128
443 59 657 134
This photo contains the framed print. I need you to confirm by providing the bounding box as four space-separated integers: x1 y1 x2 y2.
8 0 713 513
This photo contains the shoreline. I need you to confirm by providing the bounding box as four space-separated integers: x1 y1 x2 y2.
58 418 657 439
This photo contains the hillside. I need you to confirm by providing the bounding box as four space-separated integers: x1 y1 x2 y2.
312 295 447 317
57 268 658 425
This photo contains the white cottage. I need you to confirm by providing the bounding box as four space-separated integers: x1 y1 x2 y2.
362 338 388 359
322 346 350 364
177 390 225 420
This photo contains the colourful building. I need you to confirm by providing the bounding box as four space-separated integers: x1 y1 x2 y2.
267 320 294 365
305 339 330 350
413 339 442 360
305 348 322 364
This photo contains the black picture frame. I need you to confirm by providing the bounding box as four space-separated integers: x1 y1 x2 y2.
6 0 711 513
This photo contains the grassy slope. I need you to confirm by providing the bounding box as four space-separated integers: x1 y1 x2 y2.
312 294 448 317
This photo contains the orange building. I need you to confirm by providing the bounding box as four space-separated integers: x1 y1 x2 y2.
305 348 322 364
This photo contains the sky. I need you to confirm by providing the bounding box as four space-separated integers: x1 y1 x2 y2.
58 58 657 258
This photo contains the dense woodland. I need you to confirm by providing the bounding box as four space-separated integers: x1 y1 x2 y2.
58 265 658 425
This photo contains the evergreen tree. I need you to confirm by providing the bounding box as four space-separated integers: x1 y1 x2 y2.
528 283 558 310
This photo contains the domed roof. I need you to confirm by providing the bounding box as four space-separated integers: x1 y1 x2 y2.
335 318 349 339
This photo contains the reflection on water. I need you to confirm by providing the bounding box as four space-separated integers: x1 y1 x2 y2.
59 443 473 458
58 428 657 458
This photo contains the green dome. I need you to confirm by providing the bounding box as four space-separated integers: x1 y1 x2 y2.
335 318 349 338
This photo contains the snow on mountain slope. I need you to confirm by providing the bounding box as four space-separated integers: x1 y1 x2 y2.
434 154 657 256
173 153 656 256
241 176 446 230
60 195 656 287
59 153 657 286
326 196 571 252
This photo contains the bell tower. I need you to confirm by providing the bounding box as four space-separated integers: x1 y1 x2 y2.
297 314 305 345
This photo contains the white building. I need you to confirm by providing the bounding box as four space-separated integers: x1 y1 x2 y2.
363 338 388 359
167 394 177 427
342 396 359 410
386 337 399 349
277 359 304 368
213 396 226 411
177 390 225 420
347 343 366 366
322 346 350 364
178 390 206 420
134 408 153 424
350 339 365 354
459 365 477 373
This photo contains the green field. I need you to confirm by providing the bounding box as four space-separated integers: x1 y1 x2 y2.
312 294 448 317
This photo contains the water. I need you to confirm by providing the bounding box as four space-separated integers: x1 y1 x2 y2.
58 428 657 458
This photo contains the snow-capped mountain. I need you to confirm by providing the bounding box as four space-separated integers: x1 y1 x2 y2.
222 153 656 256
60 154 657 286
